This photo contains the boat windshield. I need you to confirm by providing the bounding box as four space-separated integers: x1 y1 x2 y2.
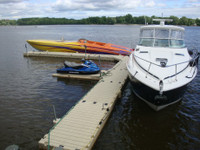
139 28 185 48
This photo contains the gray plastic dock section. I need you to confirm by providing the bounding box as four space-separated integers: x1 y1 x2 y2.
24 51 120 62
24 52 129 150
52 73 100 81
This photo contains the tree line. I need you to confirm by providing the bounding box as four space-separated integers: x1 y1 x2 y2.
1 14 200 26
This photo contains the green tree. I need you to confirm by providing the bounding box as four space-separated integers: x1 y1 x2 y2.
196 18 200 26
125 14 133 24
179 16 188 25
187 18 195 26
100 16 107 24
106 17 116 24
135 16 145 24
144 16 152 24
13 15 200 26
116 16 125 24
169 16 179 25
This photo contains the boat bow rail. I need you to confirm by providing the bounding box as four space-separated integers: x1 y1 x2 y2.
130 49 199 81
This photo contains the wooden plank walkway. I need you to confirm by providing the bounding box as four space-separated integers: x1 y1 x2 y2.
24 52 128 150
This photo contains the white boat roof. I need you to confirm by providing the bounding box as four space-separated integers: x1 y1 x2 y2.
141 19 184 31
141 25 184 31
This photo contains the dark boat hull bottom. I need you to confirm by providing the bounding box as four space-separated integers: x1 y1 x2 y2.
130 80 187 111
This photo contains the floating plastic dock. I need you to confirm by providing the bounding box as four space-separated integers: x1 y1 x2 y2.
24 51 119 62
24 52 129 150
52 72 104 81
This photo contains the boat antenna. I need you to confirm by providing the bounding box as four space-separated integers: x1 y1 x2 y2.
61 36 64 41
144 16 146 25
153 19 173 26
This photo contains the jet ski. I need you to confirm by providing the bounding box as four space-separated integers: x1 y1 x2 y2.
57 59 100 74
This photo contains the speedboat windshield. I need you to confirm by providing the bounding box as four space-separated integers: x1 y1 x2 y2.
139 27 186 48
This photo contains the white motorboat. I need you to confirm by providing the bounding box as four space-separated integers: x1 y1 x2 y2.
127 19 199 111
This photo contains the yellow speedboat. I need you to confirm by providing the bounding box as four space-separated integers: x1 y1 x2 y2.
27 39 134 56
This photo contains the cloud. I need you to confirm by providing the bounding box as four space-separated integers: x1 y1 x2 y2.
137 5 200 18
0 0 30 18
0 1 51 19
145 1 155 7
52 0 141 12
0 2 26 17
0 0 199 19
187 0 200 2
157 3 166 7
171 7 200 18
52 0 96 11
0 0 27 4
186 0 200 7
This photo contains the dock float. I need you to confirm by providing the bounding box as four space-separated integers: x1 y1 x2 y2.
24 52 129 150
52 71 107 81
23 51 120 62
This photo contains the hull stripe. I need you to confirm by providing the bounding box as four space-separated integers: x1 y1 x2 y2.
31 43 131 55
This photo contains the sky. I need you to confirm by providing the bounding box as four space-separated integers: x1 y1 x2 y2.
0 0 200 19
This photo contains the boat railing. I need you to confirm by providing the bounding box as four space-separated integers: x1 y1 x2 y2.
133 50 199 81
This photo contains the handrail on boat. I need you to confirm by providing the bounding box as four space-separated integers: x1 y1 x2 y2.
133 49 199 81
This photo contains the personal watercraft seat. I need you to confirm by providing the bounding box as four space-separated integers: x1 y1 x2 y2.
64 61 87 69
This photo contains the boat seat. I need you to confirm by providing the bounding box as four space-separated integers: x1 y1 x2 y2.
64 61 85 69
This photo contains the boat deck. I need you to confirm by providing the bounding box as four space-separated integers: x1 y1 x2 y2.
24 51 129 150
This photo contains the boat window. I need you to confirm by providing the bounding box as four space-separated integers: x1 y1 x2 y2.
155 29 169 39
139 38 154 47
170 40 185 48
139 27 185 48
170 30 184 40
140 29 154 38
154 39 169 47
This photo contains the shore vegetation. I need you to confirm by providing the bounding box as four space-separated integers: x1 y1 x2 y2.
1 14 200 26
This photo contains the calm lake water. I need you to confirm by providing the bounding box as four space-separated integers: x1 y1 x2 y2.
0 25 199 150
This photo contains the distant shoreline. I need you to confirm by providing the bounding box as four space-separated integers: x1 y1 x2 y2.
1 15 200 26
0 24 199 27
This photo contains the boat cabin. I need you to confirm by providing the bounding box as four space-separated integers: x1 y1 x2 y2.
139 21 185 48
